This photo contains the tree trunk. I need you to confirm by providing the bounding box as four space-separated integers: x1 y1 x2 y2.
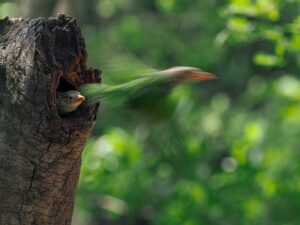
0 15 100 225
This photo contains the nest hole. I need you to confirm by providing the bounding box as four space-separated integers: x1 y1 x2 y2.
57 77 76 92
56 77 85 118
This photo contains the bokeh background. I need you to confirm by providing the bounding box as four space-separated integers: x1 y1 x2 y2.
2 0 300 224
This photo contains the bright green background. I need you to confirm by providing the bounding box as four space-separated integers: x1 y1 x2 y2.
2 0 300 224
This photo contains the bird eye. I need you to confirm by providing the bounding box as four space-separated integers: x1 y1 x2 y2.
69 96 72 99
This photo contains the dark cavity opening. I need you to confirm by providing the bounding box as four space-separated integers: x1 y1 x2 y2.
57 77 76 92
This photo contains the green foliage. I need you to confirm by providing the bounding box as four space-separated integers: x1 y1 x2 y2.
73 0 300 225
0 1 18 17
223 0 300 68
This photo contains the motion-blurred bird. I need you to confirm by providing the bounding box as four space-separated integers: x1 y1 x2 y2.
80 66 216 120
55 67 215 118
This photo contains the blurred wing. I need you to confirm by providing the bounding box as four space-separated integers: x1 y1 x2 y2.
80 84 123 105
144 115 189 168
164 116 187 154
99 45 157 85
80 76 158 107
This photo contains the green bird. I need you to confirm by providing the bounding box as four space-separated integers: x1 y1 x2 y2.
55 67 215 118
79 66 216 120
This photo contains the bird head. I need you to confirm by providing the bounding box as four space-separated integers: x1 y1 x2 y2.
56 90 86 115
162 66 216 83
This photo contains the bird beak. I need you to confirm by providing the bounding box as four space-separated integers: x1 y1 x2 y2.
189 71 217 80
74 95 86 103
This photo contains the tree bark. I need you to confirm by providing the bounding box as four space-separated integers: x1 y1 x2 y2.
0 15 100 225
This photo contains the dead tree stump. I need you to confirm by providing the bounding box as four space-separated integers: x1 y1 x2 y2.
0 15 100 225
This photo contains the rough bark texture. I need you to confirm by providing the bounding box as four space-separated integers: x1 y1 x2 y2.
0 15 100 225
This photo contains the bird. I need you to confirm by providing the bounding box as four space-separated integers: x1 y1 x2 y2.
55 67 216 118
56 90 86 115
80 66 216 121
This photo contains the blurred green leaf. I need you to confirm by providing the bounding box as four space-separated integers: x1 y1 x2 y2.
66 0 300 224
253 52 283 67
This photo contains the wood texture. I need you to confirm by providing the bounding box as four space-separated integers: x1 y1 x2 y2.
0 15 100 225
